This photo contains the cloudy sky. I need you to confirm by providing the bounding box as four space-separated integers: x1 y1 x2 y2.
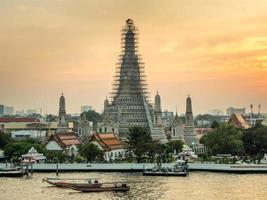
0 0 267 115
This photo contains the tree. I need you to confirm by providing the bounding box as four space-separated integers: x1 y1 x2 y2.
0 133 11 149
79 142 103 162
45 151 67 163
167 140 184 154
127 126 153 163
4 140 46 161
211 121 220 129
200 124 244 155
147 140 163 162
242 124 267 162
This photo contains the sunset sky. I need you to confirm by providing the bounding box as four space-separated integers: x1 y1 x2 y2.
0 0 267 115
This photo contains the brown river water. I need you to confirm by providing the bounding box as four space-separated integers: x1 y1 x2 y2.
0 172 267 200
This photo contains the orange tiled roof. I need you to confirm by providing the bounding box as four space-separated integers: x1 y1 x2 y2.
50 132 82 149
91 133 124 151
228 113 251 129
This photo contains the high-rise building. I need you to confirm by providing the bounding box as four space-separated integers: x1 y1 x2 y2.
0 105 4 116
4 106 14 116
183 95 198 146
81 105 93 113
103 19 166 142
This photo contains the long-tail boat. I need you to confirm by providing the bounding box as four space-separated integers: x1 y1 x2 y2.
0 167 24 177
43 177 102 188
66 182 130 192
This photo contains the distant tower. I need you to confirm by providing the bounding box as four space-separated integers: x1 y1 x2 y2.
185 94 193 125
258 104 261 116
104 97 109 113
183 94 198 146
250 104 253 115
153 91 162 126
57 93 68 133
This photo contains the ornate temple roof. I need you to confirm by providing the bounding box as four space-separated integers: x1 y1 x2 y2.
228 113 251 129
91 133 124 151
47 132 82 149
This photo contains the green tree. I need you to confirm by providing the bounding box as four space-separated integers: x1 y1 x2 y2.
0 133 11 149
200 124 244 155
79 142 103 162
167 140 184 154
211 121 220 129
45 151 67 163
127 126 153 163
147 140 163 162
4 140 46 160
242 124 267 163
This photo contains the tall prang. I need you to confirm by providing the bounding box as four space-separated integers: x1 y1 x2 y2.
183 94 198 145
104 19 166 142
185 95 193 125
57 93 68 133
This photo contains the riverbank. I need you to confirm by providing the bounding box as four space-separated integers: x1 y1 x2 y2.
2 163 267 174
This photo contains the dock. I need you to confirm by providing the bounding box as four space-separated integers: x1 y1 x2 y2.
1 163 267 174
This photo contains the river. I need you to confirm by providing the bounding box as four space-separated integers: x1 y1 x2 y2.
0 172 267 200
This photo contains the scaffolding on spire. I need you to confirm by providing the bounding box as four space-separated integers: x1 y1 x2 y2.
104 19 153 138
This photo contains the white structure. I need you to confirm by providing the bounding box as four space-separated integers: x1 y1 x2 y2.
45 132 82 157
177 145 198 161
4 106 14 116
78 113 93 139
97 115 119 135
90 133 126 162
150 92 168 143
21 147 46 163
169 114 184 141
11 130 47 139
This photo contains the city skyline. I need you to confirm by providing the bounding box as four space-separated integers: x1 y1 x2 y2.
1 0 267 114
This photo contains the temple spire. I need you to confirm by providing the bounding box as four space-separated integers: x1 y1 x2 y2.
57 93 68 133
